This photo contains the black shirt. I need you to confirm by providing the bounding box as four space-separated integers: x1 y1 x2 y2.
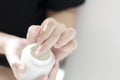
0 0 85 66
0 0 85 37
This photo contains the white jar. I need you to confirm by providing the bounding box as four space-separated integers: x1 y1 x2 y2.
20 43 55 80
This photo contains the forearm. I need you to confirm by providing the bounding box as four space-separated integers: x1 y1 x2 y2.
0 32 19 54
47 8 78 28
0 66 16 80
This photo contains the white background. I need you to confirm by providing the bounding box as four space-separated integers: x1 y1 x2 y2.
64 0 120 80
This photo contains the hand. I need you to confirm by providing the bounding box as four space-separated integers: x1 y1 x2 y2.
4 17 77 80
4 37 59 80
27 18 78 61
0 63 58 80
4 37 27 80
26 18 77 80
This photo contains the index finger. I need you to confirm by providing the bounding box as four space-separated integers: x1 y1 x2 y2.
48 62 59 80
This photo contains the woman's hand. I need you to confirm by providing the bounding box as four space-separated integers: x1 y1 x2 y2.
27 18 78 61
0 63 58 80
3 17 77 80
26 18 77 80
4 36 59 80
4 37 27 80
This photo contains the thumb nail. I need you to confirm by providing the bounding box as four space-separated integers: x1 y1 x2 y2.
35 50 42 56
35 45 43 56
18 65 25 72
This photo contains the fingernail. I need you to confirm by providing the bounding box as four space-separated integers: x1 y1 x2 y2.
35 45 42 55
35 50 41 56
18 66 25 72
35 49 43 56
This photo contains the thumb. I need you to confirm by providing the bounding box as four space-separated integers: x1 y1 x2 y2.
48 62 59 80
6 54 25 73
5 43 26 73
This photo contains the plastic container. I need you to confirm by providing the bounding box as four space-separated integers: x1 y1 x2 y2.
20 43 55 80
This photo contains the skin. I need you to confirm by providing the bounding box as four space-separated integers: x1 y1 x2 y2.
0 7 78 80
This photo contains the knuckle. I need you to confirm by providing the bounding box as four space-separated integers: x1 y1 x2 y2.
28 25 35 31
60 23 66 29
43 18 57 30
48 21 56 29
45 18 56 24
28 25 36 33
40 31 49 39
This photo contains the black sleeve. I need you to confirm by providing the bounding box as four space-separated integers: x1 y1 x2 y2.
47 0 85 11
0 55 10 67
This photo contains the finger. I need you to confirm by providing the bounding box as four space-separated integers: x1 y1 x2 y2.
5 45 26 73
6 54 25 73
37 18 56 44
37 75 48 80
61 39 78 53
27 25 41 44
54 39 78 61
5 51 26 79
55 28 76 48
48 62 59 80
36 24 66 55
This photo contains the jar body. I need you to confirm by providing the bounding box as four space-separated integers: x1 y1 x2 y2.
20 44 55 80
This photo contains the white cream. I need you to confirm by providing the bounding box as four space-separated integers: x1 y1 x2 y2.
20 43 55 80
